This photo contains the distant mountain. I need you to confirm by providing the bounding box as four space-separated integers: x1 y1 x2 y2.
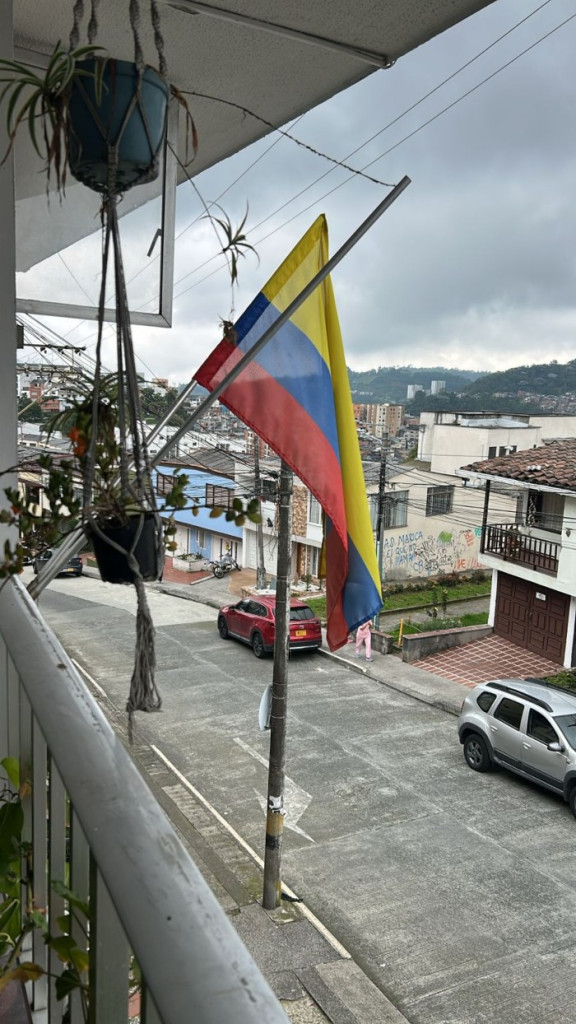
347 366 482 404
460 359 576 398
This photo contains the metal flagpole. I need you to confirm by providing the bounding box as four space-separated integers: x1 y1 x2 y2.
29 175 411 596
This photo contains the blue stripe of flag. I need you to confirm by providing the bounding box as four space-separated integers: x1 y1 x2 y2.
234 292 341 462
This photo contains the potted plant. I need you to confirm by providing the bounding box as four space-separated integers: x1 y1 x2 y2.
0 29 196 196
0 0 257 728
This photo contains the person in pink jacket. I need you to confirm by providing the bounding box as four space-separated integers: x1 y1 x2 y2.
354 619 373 661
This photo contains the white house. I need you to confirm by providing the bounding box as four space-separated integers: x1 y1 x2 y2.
458 439 576 667
375 411 576 581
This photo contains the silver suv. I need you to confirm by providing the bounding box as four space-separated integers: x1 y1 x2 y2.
458 678 576 818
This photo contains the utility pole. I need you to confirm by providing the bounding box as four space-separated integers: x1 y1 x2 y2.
262 459 293 910
253 434 267 590
375 441 387 629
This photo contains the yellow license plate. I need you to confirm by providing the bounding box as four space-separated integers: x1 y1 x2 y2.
295 629 306 637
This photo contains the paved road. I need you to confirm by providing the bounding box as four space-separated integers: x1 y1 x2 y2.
30 570 576 1024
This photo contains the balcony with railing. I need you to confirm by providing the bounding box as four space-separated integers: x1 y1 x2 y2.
481 523 560 576
0 575 289 1024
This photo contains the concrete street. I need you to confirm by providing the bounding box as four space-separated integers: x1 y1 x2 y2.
29 568 576 1024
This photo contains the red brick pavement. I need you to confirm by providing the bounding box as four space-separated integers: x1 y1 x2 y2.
160 560 212 585
412 634 562 689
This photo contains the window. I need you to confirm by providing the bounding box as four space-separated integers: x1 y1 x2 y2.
556 714 576 750
425 486 454 517
302 544 320 577
494 697 524 730
383 491 408 529
261 477 278 501
289 606 315 622
247 601 267 617
156 472 180 497
205 483 234 510
527 710 558 746
488 446 497 459
308 494 322 525
526 490 564 533
476 691 497 712
25 483 41 505
196 528 205 547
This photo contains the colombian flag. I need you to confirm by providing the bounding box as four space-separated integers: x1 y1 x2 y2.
194 215 382 650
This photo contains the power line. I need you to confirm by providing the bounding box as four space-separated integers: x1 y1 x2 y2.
168 3 572 301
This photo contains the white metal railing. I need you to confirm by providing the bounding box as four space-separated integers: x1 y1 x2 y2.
0 575 289 1024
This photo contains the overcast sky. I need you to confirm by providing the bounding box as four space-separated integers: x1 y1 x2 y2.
20 0 576 386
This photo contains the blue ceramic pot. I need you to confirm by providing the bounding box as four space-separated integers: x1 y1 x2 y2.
68 58 169 194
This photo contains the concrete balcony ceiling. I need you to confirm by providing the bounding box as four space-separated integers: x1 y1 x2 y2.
12 0 494 269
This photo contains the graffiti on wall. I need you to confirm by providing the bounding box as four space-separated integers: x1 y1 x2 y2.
382 527 483 578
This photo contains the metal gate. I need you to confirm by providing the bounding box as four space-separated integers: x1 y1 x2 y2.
494 572 569 664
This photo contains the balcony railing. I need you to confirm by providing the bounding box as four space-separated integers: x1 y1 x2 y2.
481 523 560 576
0 575 289 1024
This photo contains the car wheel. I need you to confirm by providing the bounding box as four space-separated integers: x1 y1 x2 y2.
463 733 492 773
568 787 576 820
252 631 266 658
218 616 229 639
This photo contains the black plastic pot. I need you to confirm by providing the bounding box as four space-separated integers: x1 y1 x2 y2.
68 58 169 194
87 513 163 584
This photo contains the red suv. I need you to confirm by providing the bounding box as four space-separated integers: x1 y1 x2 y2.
217 595 322 658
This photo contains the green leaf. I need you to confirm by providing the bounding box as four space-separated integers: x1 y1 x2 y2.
232 497 243 512
0 961 45 993
48 935 76 962
55 966 84 1001
69 947 89 973
0 897 19 933
0 756 19 789
51 881 89 918
209 508 222 518
0 801 23 861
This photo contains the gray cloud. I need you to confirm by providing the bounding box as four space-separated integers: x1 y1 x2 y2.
26 0 576 386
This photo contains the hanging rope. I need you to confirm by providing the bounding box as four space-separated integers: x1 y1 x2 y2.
150 0 168 78
87 0 100 43
67 0 172 736
69 0 85 51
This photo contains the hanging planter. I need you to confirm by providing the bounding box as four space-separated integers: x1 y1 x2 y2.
86 511 163 584
67 58 169 194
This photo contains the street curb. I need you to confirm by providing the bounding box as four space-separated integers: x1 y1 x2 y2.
317 647 462 717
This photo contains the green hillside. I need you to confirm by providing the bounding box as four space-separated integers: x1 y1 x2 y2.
461 359 576 398
348 366 481 404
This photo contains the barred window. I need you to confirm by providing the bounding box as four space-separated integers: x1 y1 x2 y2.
205 483 234 509
426 485 454 517
383 490 408 529
156 472 178 497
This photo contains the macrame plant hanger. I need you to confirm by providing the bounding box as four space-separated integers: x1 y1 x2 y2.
72 0 168 737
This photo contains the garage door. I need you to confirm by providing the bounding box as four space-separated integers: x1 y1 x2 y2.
494 572 569 664
244 529 278 575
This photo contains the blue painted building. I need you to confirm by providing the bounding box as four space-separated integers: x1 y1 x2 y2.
154 462 244 563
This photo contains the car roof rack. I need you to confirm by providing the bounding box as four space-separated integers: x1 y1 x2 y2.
524 677 576 699
486 681 553 713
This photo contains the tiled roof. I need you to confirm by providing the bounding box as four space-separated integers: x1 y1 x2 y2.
461 439 576 491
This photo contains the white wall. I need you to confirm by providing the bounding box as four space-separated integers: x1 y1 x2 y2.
382 467 516 579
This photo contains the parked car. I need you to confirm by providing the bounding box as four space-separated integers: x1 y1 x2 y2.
217 595 322 658
33 549 83 577
458 678 576 817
